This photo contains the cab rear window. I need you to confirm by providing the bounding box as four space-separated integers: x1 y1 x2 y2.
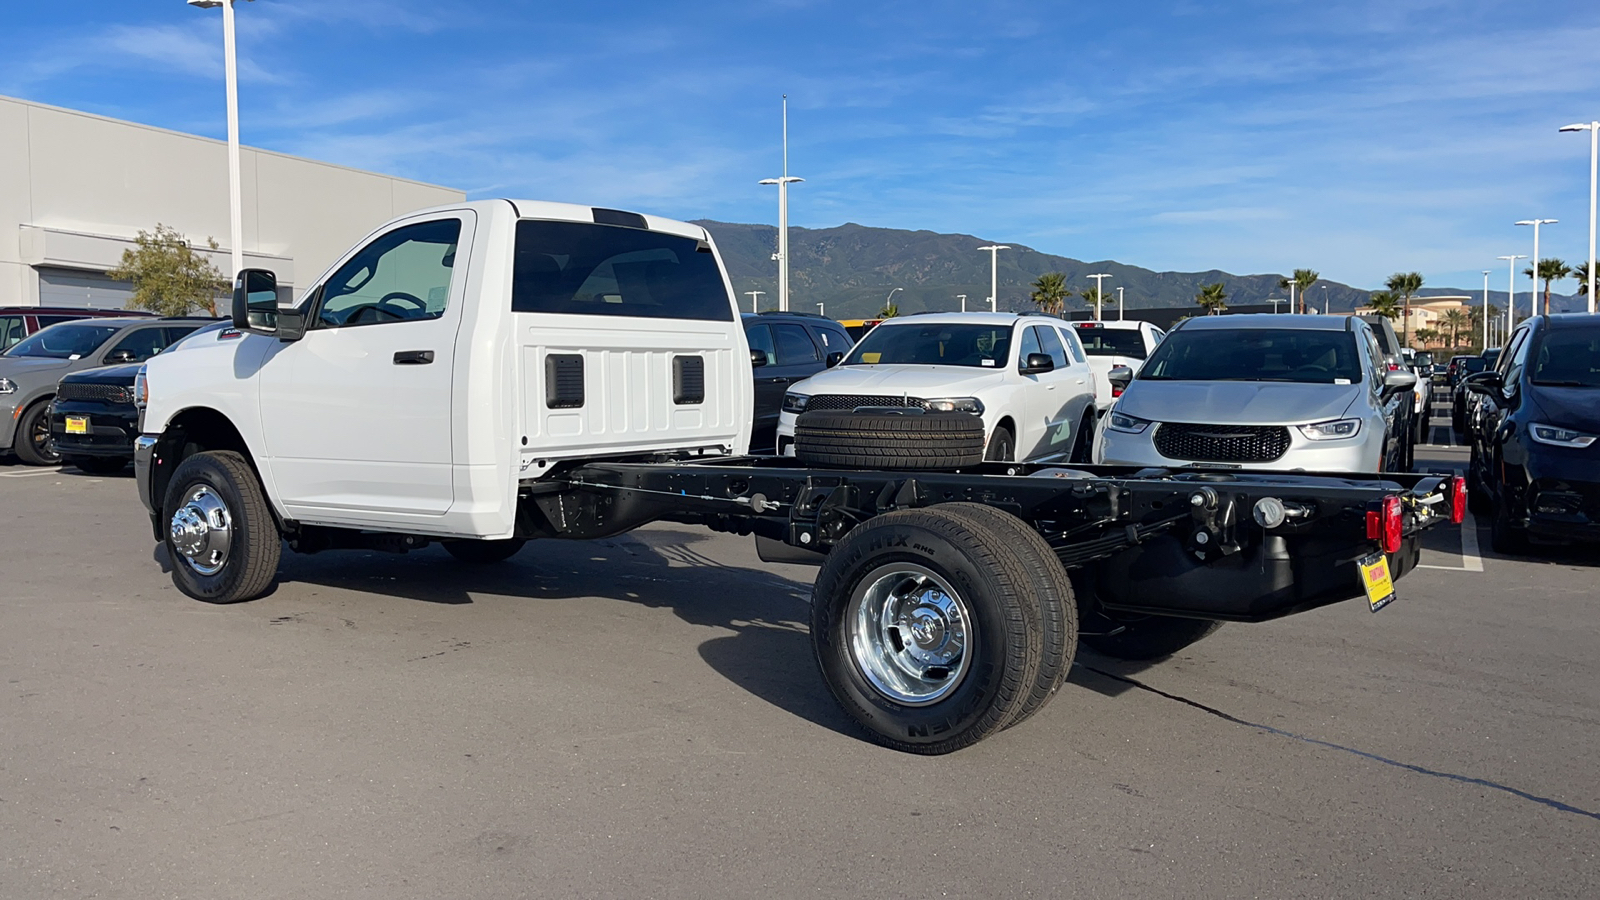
511 221 732 322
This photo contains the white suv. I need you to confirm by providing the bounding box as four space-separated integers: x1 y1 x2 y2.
776 312 1100 463
1067 319 1165 413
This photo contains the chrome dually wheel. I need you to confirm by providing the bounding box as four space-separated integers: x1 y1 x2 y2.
169 485 233 576
162 450 280 604
847 563 973 706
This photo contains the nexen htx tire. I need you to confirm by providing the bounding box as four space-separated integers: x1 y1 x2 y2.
162 450 281 604
794 410 984 470
810 505 1044 754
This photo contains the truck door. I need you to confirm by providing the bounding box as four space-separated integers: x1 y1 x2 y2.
1019 325 1078 460
257 212 473 522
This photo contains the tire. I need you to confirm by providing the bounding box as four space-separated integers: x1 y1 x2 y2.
1467 447 1492 515
1074 570 1221 661
810 505 1043 754
162 450 281 604
1490 502 1530 556
943 503 1076 730
1069 411 1095 464
13 400 59 466
984 426 1014 462
794 410 984 471
67 455 130 475
442 538 527 564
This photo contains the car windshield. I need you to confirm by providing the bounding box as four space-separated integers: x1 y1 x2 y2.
844 322 1013 368
1459 358 1486 373
1531 327 1600 387
1072 326 1148 359
2 323 120 359
1140 328 1364 384
1481 349 1501 366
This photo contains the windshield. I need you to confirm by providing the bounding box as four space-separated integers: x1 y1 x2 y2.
1531 328 1600 387
1140 328 1364 384
1482 349 1501 366
1072 326 1148 359
845 322 1013 368
1459 357 1487 373
2 322 120 360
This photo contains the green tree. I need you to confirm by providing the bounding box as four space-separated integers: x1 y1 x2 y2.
106 224 227 317
1522 258 1572 315
1414 327 1439 347
1079 286 1110 318
1030 272 1070 315
1278 268 1320 314
1440 308 1469 349
1384 272 1424 348
1367 290 1401 320
1195 282 1228 315
1576 261 1596 299
877 302 901 318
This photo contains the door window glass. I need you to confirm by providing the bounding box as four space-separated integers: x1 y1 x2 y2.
746 324 777 367
163 326 201 346
511 220 733 321
105 327 168 363
1036 326 1069 368
1055 327 1086 364
773 324 819 366
318 219 461 328
1017 326 1042 370
1503 328 1534 389
0 316 22 350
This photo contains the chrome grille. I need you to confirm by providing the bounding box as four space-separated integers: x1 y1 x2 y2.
804 394 925 412
56 382 133 404
1153 423 1291 463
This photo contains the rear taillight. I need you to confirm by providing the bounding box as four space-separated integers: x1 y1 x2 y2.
1111 386 1124 398
1450 476 1466 525
1387 363 1400 371
1366 495 1404 555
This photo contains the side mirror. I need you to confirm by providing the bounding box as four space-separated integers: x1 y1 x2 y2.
825 351 844 367
1107 365 1134 393
105 349 137 364
1464 370 1503 397
232 268 281 335
750 348 768 368
1381 368 1417 397
1020 352 1054 374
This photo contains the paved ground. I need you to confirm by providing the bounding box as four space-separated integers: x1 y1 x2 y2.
2 423 1596 898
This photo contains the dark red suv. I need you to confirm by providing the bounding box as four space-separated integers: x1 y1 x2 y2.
0 307 156 351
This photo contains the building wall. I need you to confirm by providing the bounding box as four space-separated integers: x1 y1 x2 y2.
0 94 465 308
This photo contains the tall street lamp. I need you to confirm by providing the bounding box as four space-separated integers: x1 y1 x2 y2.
1560 121 1599 313
1498 254 1526 338
187 0 251 280
817 302 825 317
744 290 764 313
976 245 1008 311
884 287 902 312
1482 270 1492 349
759 96 803 312
1515 218 1557 316
1267 298 1288 313
1116 286 1124 320
1087 273 1111 320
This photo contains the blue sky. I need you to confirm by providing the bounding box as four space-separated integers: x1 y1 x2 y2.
3 0 1598 294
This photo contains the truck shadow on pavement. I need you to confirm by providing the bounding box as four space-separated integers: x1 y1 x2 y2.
267 527 863 740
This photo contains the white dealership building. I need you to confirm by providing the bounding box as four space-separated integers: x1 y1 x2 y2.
0 94 464 308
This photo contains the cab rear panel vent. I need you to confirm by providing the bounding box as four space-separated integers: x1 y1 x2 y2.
545 354 585 409
673 356 705 405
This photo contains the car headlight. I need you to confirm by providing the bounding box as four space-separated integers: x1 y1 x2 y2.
0 377 15 395
781 392 809 413
1529 423 1597 448
1298 418 1361 441
1106 410 1152 434
920 397 984 414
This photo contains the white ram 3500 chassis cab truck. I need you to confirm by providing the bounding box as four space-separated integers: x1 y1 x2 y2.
133 198 1455 754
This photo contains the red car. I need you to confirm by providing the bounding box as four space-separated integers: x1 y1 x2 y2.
0 306 156 351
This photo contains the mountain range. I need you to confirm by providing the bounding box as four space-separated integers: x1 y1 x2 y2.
695 220 1585 319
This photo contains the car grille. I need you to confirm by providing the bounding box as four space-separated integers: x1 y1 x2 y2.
1153 423 1291 463
56 382 133 404
804 394 925 412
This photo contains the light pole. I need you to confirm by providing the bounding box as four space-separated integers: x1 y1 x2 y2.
759 96 803 312
957 294 967 312
1086 273 1111 320
1482 270 1492 350
187 0 251 280
1515 218 1557 316
1287 280 1296 315
1267 298 1288 314
976 245 1008 311
1560 121 1599 313
817 302 825 317
1498 254 1526 339
1319 284 1327 314
745 290 764 313
1116 286 1124 320
884 287 902 313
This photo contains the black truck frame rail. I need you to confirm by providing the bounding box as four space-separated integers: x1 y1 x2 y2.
527 456 1456 624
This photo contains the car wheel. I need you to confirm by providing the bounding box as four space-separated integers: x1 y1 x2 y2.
1466 446 1492 515
984 425 1014 462
1490 502 1530 556
1068 412 1095 464
13 400 60 466
67 455 130 475
442 538 527 563
163 450 281 604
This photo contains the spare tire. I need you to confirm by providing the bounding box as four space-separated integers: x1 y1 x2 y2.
794 409 985 470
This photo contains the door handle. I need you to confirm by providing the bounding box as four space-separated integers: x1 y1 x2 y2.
394 350 434 365
765 376 787 383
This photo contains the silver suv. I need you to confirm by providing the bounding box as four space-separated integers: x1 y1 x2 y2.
1094 314 1417 473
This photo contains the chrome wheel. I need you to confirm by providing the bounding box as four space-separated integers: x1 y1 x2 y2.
846 563 973 706
169 485 233 576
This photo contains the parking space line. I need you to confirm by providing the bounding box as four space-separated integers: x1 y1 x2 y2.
0 468 64 478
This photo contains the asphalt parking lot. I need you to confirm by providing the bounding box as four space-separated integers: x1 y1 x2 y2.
2 438 1596 898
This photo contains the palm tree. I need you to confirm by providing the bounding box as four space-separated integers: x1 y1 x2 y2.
878 302 900 318
1576 261 1596 298
1277 268 1320 314
1030 272 1069 315
1440 308 1469 349
1079 286 1109 318
1522 258 1572 314
1195 282 1228 315
1384 272 1424 348
1367 290 1401 320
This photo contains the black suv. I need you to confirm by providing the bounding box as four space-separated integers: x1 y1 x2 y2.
1466 314 1600 552
742 311 853 453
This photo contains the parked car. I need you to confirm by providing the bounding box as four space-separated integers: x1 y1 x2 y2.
776 311 1100 462
1466 314 1600 552
0 306 156 351
838 318 886 341
0 317 211 464
1095 314 1416 472
48 322 232 473
1069 319 1165 413
1445 354 1486 388
743 311 852 453
1357 314 1418 466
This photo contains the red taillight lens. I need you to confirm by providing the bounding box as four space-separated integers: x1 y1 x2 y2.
1112 386 1124 398
1367 496 1404 554
1450 476 1467 525
1387 363 1400 371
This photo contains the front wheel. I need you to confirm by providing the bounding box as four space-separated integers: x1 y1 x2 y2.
1069 411 1096 464
163 451 281 604
13 400 59 466
983 426 1014 462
